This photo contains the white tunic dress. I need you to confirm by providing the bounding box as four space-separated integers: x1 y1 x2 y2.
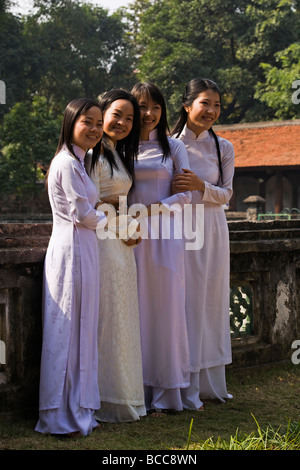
177 126 234 408
35 145 106 435
89 150 146 422
129 131 191 411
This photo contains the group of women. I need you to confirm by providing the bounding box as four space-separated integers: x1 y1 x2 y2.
35 77 235 436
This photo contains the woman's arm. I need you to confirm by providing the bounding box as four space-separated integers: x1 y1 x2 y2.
173 140 235 205
61 157 106 230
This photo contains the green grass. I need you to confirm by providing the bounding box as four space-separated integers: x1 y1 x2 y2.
0 361 299 450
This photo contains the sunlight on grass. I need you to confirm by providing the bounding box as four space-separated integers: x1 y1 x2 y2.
186 415 300 450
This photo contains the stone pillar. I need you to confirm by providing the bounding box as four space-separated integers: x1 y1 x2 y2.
243 195 266 221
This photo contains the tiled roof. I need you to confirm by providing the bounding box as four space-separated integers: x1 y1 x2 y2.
215 120 300 168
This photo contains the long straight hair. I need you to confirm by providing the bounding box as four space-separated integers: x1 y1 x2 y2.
131 82 171 161
46 97 102 187
91 89 140 180
171 78 223 183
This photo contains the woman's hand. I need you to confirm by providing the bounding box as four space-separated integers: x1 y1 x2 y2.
123 236 142 247
100 195 120 210
123 221 142 247
172 168 205 193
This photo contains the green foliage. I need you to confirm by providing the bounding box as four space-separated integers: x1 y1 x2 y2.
132 0 300 124
255 43 300 119
25 0 136 114
0 96 61 195
186 415 300 450
0 0 299 203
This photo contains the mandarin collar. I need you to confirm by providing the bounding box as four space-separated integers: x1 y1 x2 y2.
140 128 158 143
71 144 86 161
181 125 209 141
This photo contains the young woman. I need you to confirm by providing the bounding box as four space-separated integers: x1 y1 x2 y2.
172 78 234 410
87 89 146 423
35 98 107 436
129 82 191 416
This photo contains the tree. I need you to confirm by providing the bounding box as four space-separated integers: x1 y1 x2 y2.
0 2 30 117
0 96 61 197
131 0 299 124
22 0 136 115
255 43 300 119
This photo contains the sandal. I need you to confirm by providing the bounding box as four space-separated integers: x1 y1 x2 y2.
148 408 169 418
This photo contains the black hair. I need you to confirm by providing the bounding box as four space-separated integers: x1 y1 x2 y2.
55 97 102 158
171 78 223 183
46 97 101 187
131 82 171 161
91 89 140 180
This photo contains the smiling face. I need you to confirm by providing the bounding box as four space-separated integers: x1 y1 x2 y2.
102 99 134 145
185 89 221 137
138 95 162 140
72 106 103 151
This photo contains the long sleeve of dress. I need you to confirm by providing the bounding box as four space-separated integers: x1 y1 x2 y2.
60 156 106 230
202 139 235 206
160 138 192 209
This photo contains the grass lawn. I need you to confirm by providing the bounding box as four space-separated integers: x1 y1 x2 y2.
0 361 299 451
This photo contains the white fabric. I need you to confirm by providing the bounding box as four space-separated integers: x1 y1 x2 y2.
177 126 234 404
35 145 106 435
89 150 146 423
181 368 233 410
128 131 192 410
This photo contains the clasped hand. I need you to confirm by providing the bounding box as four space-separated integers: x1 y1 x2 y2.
172 168 204 193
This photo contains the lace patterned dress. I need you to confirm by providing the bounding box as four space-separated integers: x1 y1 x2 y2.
88 150 146 423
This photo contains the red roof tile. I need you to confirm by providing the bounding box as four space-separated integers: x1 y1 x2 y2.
214 120 300 168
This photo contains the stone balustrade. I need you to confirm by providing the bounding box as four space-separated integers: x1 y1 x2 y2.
0 219 299 418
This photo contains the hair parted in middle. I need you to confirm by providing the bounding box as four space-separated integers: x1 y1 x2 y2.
171 78 223 183
91 88 140 180
131 82 171 160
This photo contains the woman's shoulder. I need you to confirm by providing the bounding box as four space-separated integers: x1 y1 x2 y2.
55 146 75 161
52 147 73 167
214 132 233 147
214 133 234 155
52 147 84 177
168 135 187 152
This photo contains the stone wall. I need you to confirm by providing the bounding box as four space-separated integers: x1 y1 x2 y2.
229 219 300 368
0 220 299 418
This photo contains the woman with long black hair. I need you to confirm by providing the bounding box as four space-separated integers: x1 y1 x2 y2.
130 82 191 416
172 78 235 410
35 98 107 436
87 89 146 423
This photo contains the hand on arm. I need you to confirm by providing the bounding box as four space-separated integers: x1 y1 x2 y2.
95 195 120 210
172 168 205 194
